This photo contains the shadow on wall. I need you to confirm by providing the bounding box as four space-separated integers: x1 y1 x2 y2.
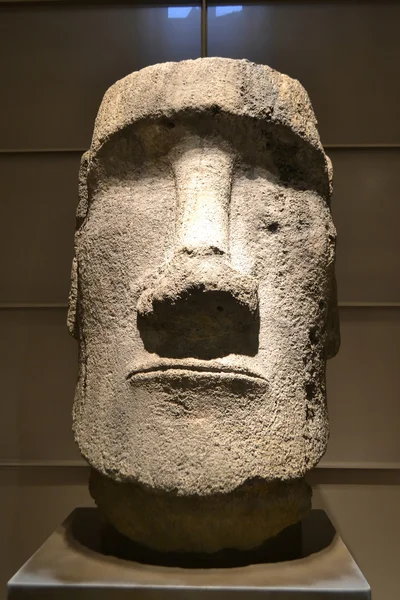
66 507 336 569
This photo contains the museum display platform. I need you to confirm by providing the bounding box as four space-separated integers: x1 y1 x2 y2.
7 508 370 599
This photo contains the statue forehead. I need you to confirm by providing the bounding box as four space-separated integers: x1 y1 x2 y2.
86 58 331 197
77 58 333 223
92 57 320 153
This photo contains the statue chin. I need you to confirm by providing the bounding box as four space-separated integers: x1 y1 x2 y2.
89 468 311 554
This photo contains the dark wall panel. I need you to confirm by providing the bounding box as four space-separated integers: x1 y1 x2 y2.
0 152 79 303
330 149 400 303
208 2 400 145
0 5 201 149
322 307 400 467
0 309 79 461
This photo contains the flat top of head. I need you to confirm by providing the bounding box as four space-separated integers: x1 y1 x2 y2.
92 58 318 152
88 58 332 199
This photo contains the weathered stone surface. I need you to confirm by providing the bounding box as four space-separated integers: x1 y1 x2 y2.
89 469 311 553
68 57 340 553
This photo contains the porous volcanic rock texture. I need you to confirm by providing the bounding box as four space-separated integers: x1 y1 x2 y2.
68 58 340 553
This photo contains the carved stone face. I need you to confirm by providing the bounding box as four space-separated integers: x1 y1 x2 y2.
68 58 339 551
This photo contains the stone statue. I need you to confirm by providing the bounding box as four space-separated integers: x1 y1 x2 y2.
68 58 340 554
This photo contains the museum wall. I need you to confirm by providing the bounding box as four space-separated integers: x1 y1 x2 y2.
0 2 399 598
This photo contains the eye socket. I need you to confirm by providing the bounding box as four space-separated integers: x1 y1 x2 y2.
260 219 280 234
266 221 279 233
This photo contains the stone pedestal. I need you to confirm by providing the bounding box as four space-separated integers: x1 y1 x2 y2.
7 508 370 599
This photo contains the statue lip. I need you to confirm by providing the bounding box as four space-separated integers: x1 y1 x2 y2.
127 359 266 382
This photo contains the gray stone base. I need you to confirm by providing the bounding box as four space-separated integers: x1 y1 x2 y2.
7 508 371 599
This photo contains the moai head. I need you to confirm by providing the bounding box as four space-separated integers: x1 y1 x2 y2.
68 58 339 554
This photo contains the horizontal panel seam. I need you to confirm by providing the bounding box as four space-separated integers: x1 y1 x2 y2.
1 459 399 471
0 0 203 5
1 145 400 155
2 303 400 309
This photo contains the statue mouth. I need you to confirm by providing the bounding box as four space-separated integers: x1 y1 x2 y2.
126 359 267 383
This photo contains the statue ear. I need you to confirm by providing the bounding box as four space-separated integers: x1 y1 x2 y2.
68 152 91 340
76 151 91 228
324 275 340 359
67 256 79 339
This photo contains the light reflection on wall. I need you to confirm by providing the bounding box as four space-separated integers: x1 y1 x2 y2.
168 6 243 19
168 7 199 19
215 6 243 17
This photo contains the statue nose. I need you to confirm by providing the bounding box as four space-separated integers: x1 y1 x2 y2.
137 137 259 359
137 252 259 359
